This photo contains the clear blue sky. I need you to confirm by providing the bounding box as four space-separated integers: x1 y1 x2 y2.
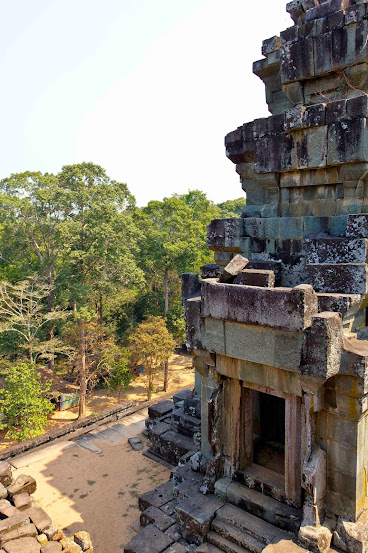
0 0 291 206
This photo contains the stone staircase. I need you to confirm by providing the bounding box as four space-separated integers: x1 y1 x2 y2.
205 503 301 553
214 477 302 534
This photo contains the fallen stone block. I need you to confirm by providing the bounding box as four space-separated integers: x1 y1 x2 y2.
36 534 47 546
43 527 58 540
73 531 92 551
233 268 275 287
176 494 223 545
140 506 175 532
148 401 174 420
2 537 40 553
0 486 7 501
0 464 12 488
23 507 51 533
0 500 18 519
0 523 37 547
219 254 249 283
0 513 29 537
59 538 82 553
7 475 36 497
13 493 32 511
40 543 62 553
124 524 173 553
128 437 143 451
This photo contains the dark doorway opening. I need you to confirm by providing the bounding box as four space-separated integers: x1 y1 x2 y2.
253 392 285 475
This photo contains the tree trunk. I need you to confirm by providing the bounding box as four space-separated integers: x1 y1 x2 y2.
163 268 169 392
78 318 87 418
47 269 55 372
99 294 103 340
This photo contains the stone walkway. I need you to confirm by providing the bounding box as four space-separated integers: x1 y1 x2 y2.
8 408 171 551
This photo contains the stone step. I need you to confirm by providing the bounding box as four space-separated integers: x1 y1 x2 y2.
215 503 292 547
207 530 251 553
211 519 265 553
194 542 226 553
215 478 302 534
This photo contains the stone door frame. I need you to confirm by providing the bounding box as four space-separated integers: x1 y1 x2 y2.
240 381 302 508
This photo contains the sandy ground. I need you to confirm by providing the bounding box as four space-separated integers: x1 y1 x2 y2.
10 407 171 551
0 353 194 450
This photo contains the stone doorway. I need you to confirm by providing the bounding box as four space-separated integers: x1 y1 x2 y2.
253 392 285 476
239 383 301 508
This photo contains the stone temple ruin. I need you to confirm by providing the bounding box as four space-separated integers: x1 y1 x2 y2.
126 1 368 552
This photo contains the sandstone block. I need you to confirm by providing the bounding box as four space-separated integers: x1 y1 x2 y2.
124 524 173 553
0 523 37 547
60 538 82 552
199 264 220 279
302 312 343 379
7 475 36 497
202 280 318 331
223 321 304 372
0 514 29 536
207 219 245 252
2 537 40 553
307 263 368 294
233 268 275 287
161 543 188 553
176 494 223 545
306 238 368 263
347 214 368 238
0 464 12 488
148 401 173 420
0 487 7 502
181 273 200 302
139 481 174 512
40 543 62 553
73 532 92 551
23 507 51 533
140 506 175 532
12 494 31 512
219 254 249 283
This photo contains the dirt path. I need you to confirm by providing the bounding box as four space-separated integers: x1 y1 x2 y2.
0 353 194 451
10 407 171 551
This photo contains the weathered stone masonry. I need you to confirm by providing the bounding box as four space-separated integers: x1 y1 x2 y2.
182 1 368 551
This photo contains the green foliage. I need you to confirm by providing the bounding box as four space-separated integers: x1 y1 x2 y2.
105 347 133 398
0 363 54 441
216 197 246 218
128 316 176 399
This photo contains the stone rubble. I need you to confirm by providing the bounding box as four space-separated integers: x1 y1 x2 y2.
0 462 93 553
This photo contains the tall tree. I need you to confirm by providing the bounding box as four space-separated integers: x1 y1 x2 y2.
0 171 72 370
57 162 143 418
135 190 217 390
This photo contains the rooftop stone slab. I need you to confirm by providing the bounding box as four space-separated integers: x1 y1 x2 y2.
201 280 318 331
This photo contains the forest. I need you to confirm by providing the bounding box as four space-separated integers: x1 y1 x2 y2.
0 162 245 440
